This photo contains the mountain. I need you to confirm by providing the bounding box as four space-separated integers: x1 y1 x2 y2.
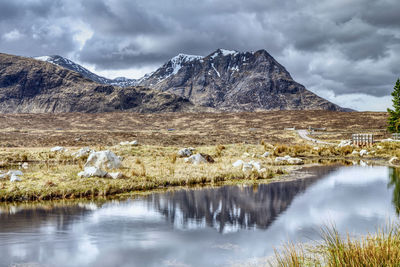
35 55 138 87
139 49 346 111
0 53 197 113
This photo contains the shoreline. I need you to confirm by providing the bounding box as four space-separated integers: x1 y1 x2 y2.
0 160 389 206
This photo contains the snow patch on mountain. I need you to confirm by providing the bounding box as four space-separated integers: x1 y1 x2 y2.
34 55 138 87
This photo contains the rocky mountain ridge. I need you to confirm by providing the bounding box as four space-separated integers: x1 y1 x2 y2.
139 49 346 111
0 53 198 113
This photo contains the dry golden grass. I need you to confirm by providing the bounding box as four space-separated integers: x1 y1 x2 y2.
273 224 400 266
1 139 397 202
0 144 288 202
0 111 388 147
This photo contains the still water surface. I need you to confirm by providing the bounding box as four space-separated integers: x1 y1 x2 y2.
0 166 399 267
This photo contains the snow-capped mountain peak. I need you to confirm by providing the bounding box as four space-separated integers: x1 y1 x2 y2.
34 55 138 87
168 53 203 75
210 49 239 59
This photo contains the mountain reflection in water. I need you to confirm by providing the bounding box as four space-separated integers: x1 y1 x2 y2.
0 165 399 267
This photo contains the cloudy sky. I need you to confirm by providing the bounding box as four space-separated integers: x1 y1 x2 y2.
0 0 399 111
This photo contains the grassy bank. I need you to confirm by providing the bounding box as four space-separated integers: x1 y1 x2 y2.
0 141 398 202
273 224 400 266
0 144 288 202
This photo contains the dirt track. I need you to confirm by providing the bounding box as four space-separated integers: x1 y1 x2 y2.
0 111 388 147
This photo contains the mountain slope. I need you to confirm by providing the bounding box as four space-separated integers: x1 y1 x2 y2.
0 53 197 113
35 55 138 87
139 49 346 111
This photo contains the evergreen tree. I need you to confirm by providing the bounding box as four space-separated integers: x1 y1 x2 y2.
387 79 400 133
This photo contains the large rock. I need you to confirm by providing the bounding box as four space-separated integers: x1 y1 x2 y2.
72 147 94 159
275 155 303 165
84 150 122 169
389 157 400 165
0 170 24 182
178 147 195 157
337 140 352 148
119 140 138 146
233 160 265 172
51 146 67 152
232 160 245 167
78 167 107 178
184 153 211 164
359 149 369 157
261 152 270 158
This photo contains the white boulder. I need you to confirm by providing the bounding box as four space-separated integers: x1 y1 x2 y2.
242 163 253 172
120 140 138 146
21 162 29 169
261 152 270 157
337 140 352 148
232 160 245 167
248 160 262 171
78 167 107 178
84 150 122 169
184 153 208 164
72 147 94 159
359 149 369 157
107 172 123 179
239 160 263 172
275 155 291 163
10 174 22 182
51 146 67 152
287 157 303 164
359 160 368 167
0 170 24 182
275 155 303 165
352 150 359 155
389 157 400 165
178 148 195 157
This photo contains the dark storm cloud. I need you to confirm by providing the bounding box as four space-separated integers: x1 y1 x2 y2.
0 0 399 108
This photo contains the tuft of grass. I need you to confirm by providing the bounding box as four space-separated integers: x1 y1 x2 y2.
273 223 400 266
215 144 226 157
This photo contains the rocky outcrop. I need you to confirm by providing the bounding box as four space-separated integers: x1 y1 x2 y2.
0 53 198 113
139 49 347 111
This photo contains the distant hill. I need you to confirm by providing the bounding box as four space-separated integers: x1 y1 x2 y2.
0 53 197 113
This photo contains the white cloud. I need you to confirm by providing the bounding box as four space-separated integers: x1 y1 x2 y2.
3 29 22 41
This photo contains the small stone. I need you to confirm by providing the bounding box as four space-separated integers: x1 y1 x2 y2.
130 140 138 146
21 162 29 169
178 148 194 157
242 163 253 172
359 149 368 157
261 152 270 157
232 160 245 167
248 160 262 171
389 157 400 165
51 146 67 152
10 174 22 182
275 155 303 165
107 172 123 179
72 147 94 159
